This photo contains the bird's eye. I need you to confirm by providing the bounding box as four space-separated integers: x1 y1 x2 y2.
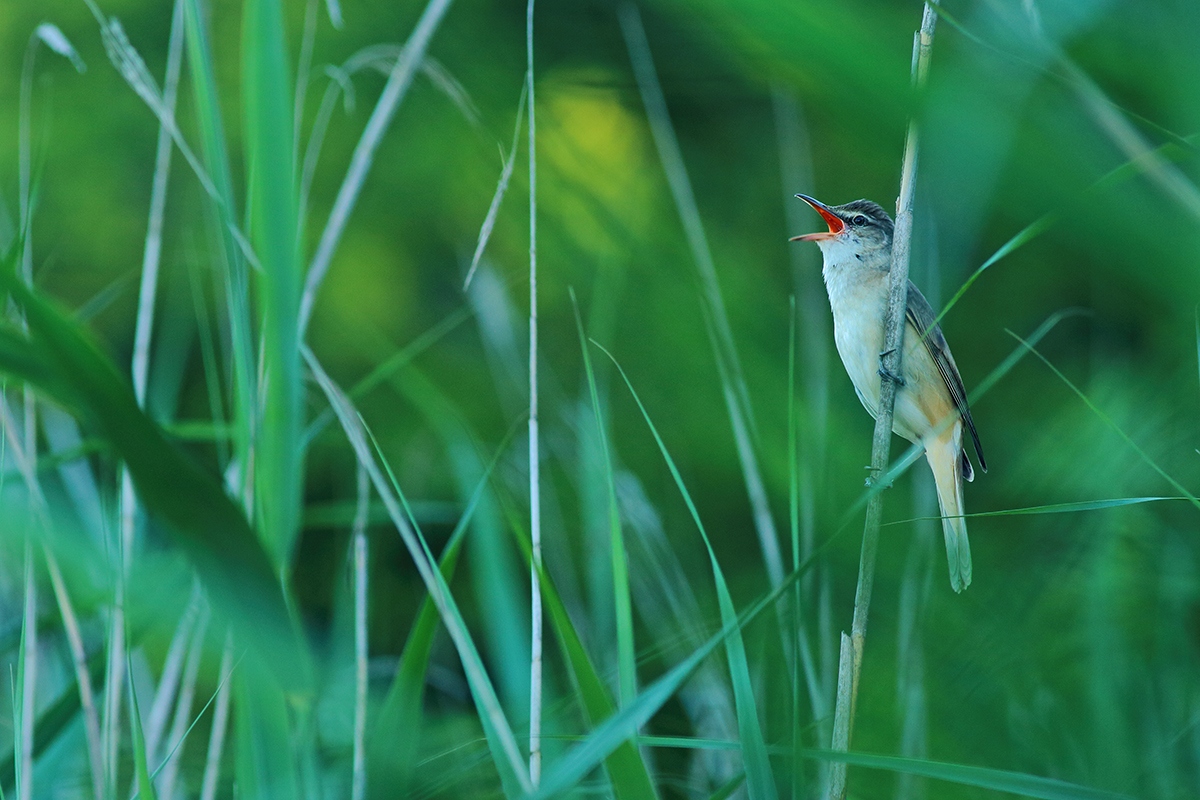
851 214 869 226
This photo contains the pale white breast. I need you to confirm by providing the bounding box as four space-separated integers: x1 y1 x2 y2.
825 263 885 400
823 260 930 445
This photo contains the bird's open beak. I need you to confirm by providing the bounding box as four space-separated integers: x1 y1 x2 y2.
789 194 845 242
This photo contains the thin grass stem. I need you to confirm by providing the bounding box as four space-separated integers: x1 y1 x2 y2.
526 0 544 787
352 464 371 800
19 539 35 800
145 588 201 757
1 394 104 800
464 84 528 291
199 633 234 800
294 0 320 175
155 603 208 798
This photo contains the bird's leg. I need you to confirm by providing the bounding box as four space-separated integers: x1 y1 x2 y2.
877 348 905 386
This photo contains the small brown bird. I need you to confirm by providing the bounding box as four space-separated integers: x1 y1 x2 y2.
792 194 985 592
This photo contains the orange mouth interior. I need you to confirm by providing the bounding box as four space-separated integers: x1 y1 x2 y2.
790 200 844 242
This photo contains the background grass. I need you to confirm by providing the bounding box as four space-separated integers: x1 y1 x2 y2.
1 0 1199 798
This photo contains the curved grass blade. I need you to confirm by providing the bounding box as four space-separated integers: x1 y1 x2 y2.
570 288 636 708
883 497 1191 529
301 0 456 334
802 749 1135 800
933 131 1197 329
594 339 776 800
1008 331 1200 512
934 212 1057 328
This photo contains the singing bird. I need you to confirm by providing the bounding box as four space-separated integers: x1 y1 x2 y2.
791 194 985 592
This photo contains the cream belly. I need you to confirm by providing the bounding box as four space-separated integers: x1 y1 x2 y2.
826 273 946 445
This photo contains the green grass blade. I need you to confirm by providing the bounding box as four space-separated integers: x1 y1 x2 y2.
464 84 528 291
975 497 1185 517
570 289 636 708
127 660 159 800
243 0 302 568
933 129 1200 329
885 497 1190 528
181 0 255 491
301 0 456 333
303 305 474 444
396 366 531 711
594 339 776 800
0 634 110 794
934 211 1057 327
233 667 297 800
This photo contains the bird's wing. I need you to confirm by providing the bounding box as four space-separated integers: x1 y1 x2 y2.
905 281 986 473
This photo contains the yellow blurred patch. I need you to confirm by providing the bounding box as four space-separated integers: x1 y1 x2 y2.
539 70 658 254
317 227 416 355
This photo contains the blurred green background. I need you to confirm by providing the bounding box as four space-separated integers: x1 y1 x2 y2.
1 0 1199 797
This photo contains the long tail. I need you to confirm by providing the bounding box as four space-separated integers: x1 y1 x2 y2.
926 425 972 592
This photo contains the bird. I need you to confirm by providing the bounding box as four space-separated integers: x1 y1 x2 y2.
791 194 985 592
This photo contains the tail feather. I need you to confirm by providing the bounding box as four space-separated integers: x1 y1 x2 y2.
926 427 972 592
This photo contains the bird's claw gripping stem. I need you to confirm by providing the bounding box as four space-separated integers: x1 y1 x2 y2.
863 467 893 490
878 348 905 386
877 364 905 386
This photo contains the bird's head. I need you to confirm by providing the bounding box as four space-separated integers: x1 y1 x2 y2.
790 195 894 267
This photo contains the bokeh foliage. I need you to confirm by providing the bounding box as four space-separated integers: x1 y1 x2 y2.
1 0 1199 797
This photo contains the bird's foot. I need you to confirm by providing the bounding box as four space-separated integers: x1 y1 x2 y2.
877 364 905 386
864 468 893 490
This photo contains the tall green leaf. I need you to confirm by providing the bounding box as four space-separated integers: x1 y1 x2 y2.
0 260 308 695
243 0 302 568
596 340 776 800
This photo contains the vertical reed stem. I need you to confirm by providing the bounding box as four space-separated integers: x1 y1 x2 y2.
826 4 938 798
526 0 543 786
